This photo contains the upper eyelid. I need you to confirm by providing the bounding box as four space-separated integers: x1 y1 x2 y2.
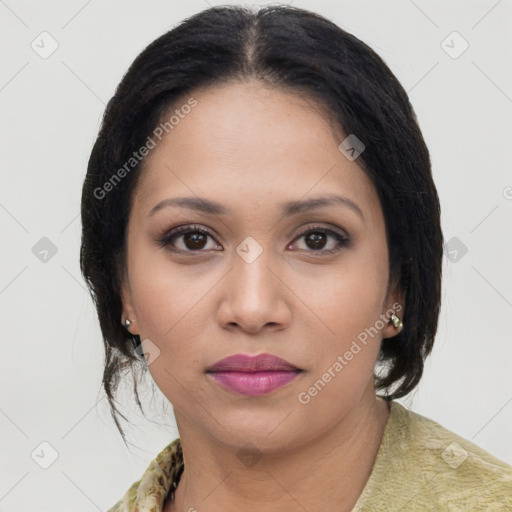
294 224 348 238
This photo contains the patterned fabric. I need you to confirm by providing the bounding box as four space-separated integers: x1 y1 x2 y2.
107 401 512 511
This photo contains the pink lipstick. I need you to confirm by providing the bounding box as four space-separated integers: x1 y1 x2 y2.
206 353 303 396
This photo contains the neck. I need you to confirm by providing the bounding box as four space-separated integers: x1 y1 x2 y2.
165 392 390 512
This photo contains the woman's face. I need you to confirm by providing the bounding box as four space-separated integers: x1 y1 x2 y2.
121 81 401 452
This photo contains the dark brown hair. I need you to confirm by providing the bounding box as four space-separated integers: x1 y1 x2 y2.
80 4 443 444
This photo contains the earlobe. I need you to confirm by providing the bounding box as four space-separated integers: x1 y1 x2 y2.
382 307 403 339
121 310 138 335
382 284 405 339
120 279 139 335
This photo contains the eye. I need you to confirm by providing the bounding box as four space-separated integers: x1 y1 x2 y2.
289 225 350 254
157 223 350 255
157 224 222 252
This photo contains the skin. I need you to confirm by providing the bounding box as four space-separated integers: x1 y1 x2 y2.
120 80 404 512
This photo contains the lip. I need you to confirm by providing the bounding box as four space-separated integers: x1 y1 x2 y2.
207 370 302 396
206 353 301 372
206 353 304 396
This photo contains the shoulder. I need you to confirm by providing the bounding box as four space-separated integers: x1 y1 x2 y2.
106 480 139 512
353 401 512 511
401 402 512 506
106 438 184 512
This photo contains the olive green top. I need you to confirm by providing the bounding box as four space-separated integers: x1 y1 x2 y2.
107 401 512 511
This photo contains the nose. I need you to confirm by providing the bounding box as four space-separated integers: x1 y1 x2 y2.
216 247 292 334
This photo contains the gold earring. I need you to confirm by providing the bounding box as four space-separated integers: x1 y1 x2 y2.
390 313 403 329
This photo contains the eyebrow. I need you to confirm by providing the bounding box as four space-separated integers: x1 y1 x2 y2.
148 194 364 220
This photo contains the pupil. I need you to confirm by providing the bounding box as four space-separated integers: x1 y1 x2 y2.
306 232 326 249
184 232 206 249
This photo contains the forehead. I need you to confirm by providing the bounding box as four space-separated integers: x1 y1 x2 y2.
132 81 381 223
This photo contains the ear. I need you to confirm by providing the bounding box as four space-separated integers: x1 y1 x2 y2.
120 270 139 336
381 278 405 340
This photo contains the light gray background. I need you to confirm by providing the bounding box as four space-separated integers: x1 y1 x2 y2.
1 0 511 510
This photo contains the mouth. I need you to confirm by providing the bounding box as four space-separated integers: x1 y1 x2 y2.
205 353 304 396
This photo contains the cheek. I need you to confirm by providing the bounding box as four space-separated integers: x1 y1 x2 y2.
294 265 386 409
128 239 207 325
290 249 389 388
126 247 228 391
296 250 388 335
128 256 208 398
126 248 198 360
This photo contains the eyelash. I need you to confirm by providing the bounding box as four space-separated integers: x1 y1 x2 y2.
157 223 350 255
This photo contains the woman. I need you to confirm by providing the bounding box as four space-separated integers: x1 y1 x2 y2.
80 5 512 511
